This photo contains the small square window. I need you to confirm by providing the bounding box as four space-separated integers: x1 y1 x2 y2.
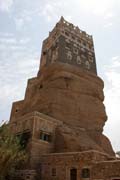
66 42 71 49
73 48 78 54
83 42 86 46
81 54 86 59
81 48 85 52
65 32 69 36
77 39 81 44
72 36 75 40
81 168 90 178
67 51 72 61
26 176 30 179
43 51 46 55
40 131 51 142
15 109 19 113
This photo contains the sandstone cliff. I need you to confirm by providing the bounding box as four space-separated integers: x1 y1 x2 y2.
10 63 114 156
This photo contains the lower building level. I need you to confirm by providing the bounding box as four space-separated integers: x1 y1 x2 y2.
13 150 120 180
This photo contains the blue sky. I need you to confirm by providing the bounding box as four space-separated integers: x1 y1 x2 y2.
0 0 120 151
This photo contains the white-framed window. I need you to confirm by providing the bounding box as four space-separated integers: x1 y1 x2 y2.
40 131 51 142
85 61 90 69
73 47 78 54
51 49 58 63
77 56 81 64
89 56 94 63
67 50 72 61
81 168 90 178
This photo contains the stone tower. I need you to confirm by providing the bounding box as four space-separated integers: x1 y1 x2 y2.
39 16 97 74
10 17 115 173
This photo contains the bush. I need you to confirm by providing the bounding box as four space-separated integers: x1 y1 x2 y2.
0 123 27 180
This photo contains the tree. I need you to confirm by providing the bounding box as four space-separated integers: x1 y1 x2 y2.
0 123 27 180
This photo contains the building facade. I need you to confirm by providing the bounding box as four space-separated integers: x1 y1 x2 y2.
9 17 120 180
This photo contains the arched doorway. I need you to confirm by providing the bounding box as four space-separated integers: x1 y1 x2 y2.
70 168 77 180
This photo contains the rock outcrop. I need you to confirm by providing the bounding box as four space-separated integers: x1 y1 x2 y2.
10 63 114 156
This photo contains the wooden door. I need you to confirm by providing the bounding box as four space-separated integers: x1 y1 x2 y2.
70 168 77 180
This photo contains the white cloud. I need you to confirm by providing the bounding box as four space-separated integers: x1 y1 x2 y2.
104 12 114 19
0 33 39 122
0 33 31 51
0 37 16 44
64 15 72 22
40 1 65 22
14 18 24 30
41 4 54 22
19 38 30 44
0 32 14 37
104 56 120 151
76 0 113 16
14 9 33 30
104 22 113 28
112 56 119 60
0 0 13 12
109 56 120 69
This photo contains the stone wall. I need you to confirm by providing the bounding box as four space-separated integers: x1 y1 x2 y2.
10 63 114 156
92 160 120 180
11 152 120 180
12 170 38 180
38 151 114 180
